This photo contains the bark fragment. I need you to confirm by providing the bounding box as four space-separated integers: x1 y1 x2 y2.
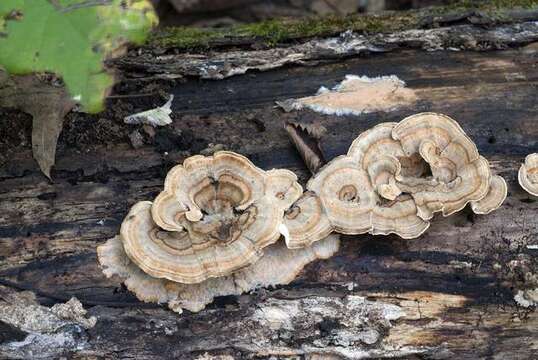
119 21 538 80
0 286 95 359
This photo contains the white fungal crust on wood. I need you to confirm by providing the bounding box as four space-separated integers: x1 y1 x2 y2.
97 234 340 313
285 113 506 248
278 75 418 116
122 151 303 284
518 153 538 196
220 294 433 358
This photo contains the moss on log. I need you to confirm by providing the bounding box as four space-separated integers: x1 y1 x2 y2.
149 0 538 50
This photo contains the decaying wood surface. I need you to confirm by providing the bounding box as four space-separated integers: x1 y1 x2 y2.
1 6 538 360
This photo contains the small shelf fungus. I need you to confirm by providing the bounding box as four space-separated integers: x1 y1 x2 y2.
518 153 538 196
97 151 340 313
122 151 303 284
284 113 506 248
470 175 507 215
391 113 501 220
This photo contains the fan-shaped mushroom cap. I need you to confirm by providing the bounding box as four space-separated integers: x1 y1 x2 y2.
265 169 304 210
470 175 507 214
283 191 333 249
122 152 302 284
370 194 430 238
519 153 538 196
348 122 404 201
285 113 501 245
97 234 340 313
392 113 491 220
309 156 376 234
297 123 429 240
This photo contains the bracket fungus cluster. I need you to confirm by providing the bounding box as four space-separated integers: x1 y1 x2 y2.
98 113 507 313
519 153 538 196
284 113 507 248
98 151 340 313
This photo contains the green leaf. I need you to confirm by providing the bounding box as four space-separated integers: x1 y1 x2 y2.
0 0 157 113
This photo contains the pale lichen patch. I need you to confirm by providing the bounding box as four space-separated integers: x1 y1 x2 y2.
240 295 432 358
0 287 96 359
0 291 95 333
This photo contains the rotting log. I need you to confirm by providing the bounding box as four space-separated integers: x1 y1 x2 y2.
0 3 538 359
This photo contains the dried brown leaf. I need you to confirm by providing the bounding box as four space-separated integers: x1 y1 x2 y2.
285 120 327 174
0 71 75 178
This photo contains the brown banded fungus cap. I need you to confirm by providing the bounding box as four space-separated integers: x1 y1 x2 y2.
121 151 303 284
284 122 430 248
470 175 507 214
283 191 333 249
314 122 429 238
519 153 538 196
392 113 492 220
284 113 505 248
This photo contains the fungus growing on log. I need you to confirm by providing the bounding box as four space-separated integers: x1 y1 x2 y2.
285 113 505 247
122 151 303 284
518 153 538 196
391 113 494 220
286 122 429 247
98 151 342 312
470 175 508 214
283 191 333 249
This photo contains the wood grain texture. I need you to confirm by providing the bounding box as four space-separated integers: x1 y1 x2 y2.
0 32 537 360
120 15 538 80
